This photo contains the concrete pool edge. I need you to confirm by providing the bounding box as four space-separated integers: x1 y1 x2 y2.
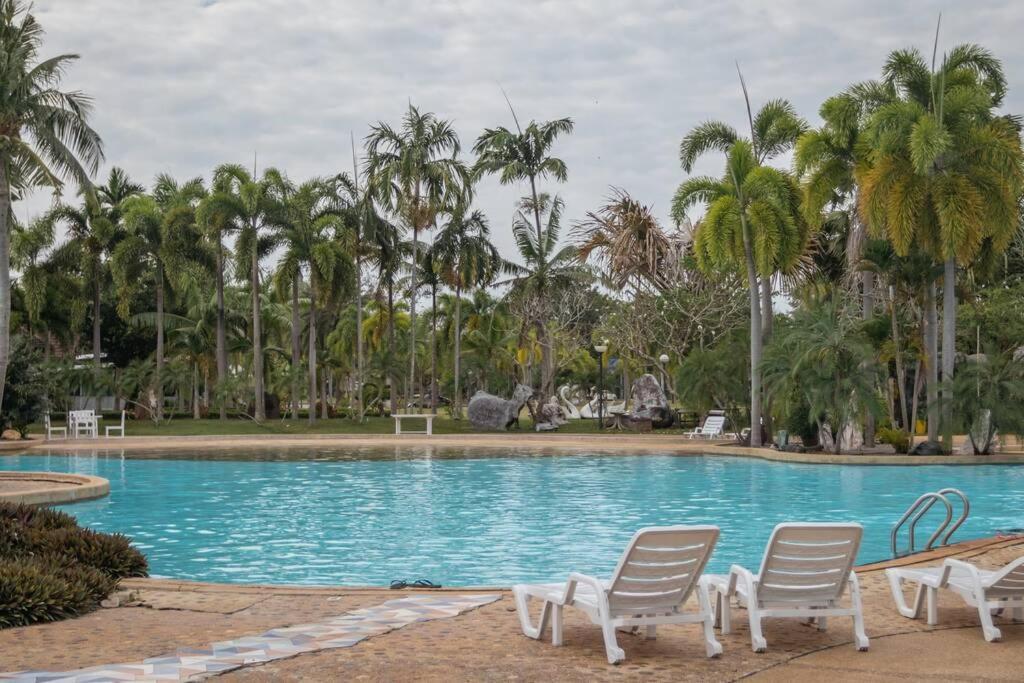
0 471 110 505
115 534 1024 594
7 432 1024 465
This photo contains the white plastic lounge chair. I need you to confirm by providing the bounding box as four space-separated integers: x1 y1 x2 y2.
106 410 126 438
513 525 722 664
43 413 67 440
886 557 1024 641
685 412 726 439
704 523 869 652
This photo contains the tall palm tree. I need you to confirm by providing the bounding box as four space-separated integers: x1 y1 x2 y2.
200 164 285 421
274 178 354 423
431 205 501 417
0 0 104 407
673 138 810 447
368 213 408 412
502 193 587 398
365 105 470 413
473 114 573 253
857 43 1024 449
678 93 807 341
112 175 206 420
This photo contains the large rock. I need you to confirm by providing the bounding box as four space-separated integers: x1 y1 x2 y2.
535 395 568 432
467 384 533 431
629 374 674 428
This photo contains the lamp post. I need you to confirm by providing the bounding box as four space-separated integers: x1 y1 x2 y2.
595 340 608 429
659 353 669 390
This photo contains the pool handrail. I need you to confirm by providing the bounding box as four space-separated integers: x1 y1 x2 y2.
891 492 953 557
937 487 970 545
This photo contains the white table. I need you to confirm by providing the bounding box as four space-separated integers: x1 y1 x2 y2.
393 414 435 435
69 411 101 439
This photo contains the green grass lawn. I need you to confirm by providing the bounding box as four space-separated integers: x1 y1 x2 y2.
26 414 700 438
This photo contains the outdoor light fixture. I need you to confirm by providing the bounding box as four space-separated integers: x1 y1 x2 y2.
595 340 609 429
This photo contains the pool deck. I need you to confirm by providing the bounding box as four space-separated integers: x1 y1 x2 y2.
2 535 1023 681
7 431 1024 465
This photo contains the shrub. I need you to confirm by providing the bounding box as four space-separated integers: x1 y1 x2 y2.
876 427 910 454
0 502 148 628
0 336 46 438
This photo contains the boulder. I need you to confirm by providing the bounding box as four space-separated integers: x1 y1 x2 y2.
910 440 944 455
629 374 674 429
468 384 533 431
535 395 568 432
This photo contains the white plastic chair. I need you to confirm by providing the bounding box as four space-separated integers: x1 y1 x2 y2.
43 413 67 440
704 523 869 652
106 410 126 438
69 409 98 438
685 413 726 439
513 525 722 664
886 557 1024 641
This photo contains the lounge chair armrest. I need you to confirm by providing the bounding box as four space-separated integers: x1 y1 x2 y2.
942 559 982 588
565 572 606 605
727 564 756 597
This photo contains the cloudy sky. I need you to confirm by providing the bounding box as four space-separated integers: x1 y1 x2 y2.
25 0 1024 265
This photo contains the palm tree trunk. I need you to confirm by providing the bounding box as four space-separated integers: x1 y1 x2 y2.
527 174 552 402
155 263 164 422
430 284 438 414
93 269 102 411
910 358 923 441
760 276 773 342
453 284 462 420
941 257 955 453
741 227 763 447
889 286 910 432
0 166 11 412
215 239 228 420
355 248 364 422
291 275 301 419
924 281 939 443
862 271 875 446
251 234 265 421
408 223 418 417
308 274 318 425
320 367 328 420
387 281 397 414
192 363 201 420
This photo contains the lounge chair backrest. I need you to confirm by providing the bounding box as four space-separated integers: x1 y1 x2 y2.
701 415 725 433
607 525 719 616
757 523 862 604
987 557 1024 598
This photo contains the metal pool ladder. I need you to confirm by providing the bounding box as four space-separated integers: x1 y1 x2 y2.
890 488 970 558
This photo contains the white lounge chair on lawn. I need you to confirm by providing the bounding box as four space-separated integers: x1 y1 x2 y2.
685 412 727 439
513 525 722 664
44 413 67 440
886 556 1024 641
704 523 869 652
106 410 126 438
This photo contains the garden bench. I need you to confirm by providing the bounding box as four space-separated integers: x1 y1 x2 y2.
393 413 435 435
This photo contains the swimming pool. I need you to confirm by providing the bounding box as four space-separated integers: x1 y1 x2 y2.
4 448 1024 586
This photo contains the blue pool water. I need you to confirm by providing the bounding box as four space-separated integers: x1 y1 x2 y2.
5 448 1024 586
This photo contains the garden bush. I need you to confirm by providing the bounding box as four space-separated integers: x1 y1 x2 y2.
0 502 147 628
876 427 910 453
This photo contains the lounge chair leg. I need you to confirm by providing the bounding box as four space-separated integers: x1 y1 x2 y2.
977 596 1002 642
885 569 923 619
816 616 828 631
926 586 938 626
645 625 657 640
513 587 551 640
551 604 563 646
718 590 732 635
600 619 626 664
1011 606 1024 623
849 572 869 651
697 584 723 658
747 602 767 652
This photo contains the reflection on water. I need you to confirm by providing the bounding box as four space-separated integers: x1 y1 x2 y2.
4 448 1024 586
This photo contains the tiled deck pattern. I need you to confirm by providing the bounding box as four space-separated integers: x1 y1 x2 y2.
0 594 498 682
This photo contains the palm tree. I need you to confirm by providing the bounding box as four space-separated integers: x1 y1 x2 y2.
431 205 501 417
672 138 810 447
502 193 587 398
473 114 573 254
575 188 681 294
0 0 104 407
112 176 206 421
368 213 408 412
857 43 1024 449
274 178 354 423
365 105 470 413
200 164 285 421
